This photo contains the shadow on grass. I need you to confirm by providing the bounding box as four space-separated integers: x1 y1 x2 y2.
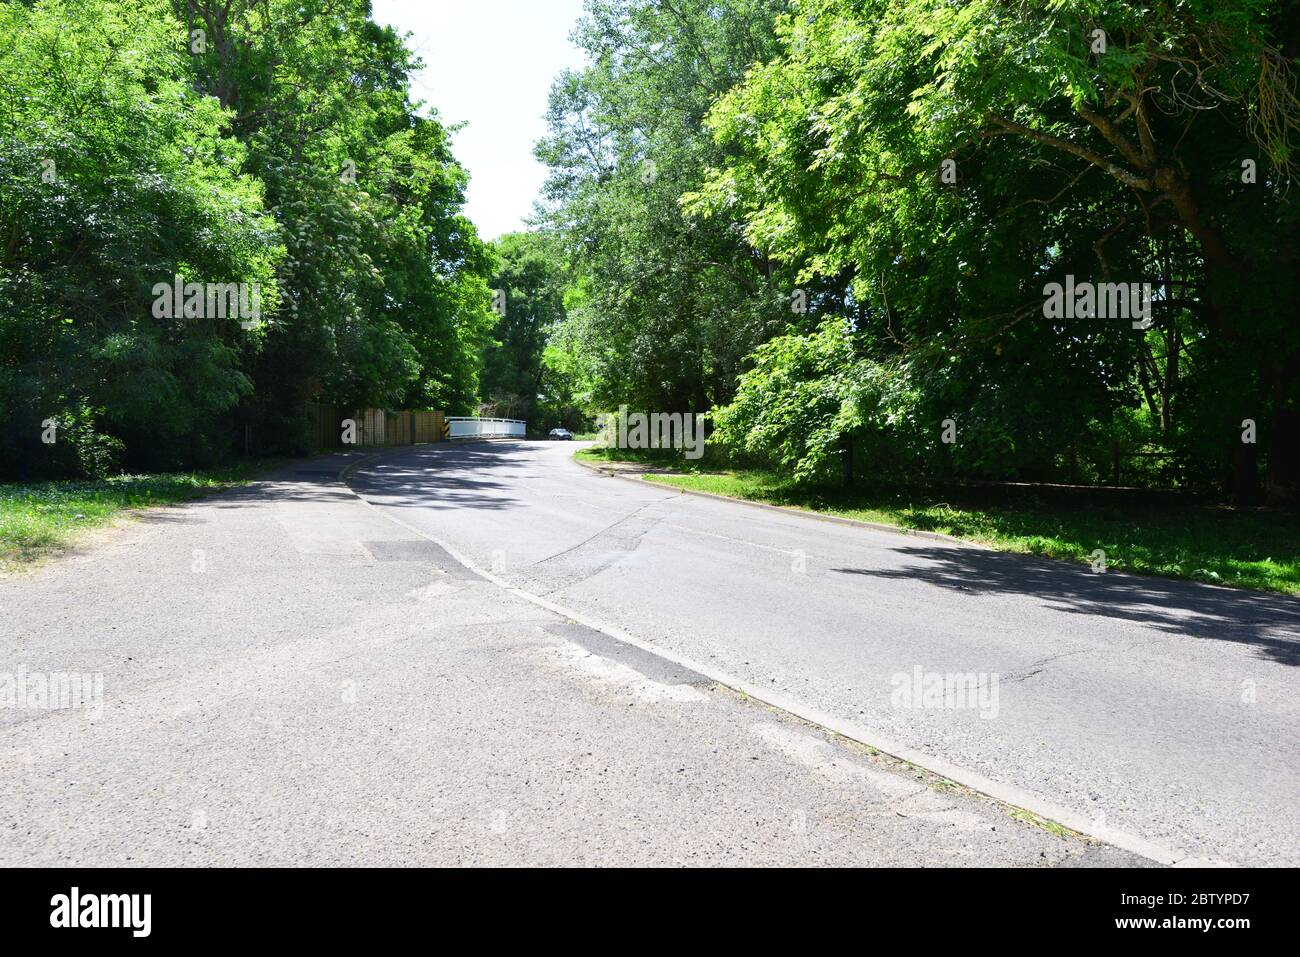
640 467 1300 595
0 461 283 565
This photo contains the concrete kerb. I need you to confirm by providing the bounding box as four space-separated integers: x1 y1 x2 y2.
331 443 1195 868
571 453 987 550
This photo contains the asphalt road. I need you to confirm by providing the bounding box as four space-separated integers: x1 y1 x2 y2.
349 440 1300 866
1 453 1137 866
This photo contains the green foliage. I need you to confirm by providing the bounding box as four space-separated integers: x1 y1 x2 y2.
694 0 1300 500
714 321 865 481
8 0 1297 504
480 231 586 430
182 0 497 422
0 0 494 478
56 406 127 480
536 0 803 416
0 0 277 476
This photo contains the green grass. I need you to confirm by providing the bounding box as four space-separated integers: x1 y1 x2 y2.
576 446 693 467
0 462 274 569
577 448 1300 595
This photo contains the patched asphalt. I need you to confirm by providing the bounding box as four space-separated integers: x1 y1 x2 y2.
346 441 1300 866
0 454 1141 866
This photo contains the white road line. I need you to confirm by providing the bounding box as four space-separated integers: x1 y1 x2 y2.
338 448 1199 867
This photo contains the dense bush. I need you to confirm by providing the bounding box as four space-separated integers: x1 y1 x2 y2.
0 0 495 479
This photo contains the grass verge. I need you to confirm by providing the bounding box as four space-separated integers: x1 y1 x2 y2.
576 447 1300 595
0 461 276 570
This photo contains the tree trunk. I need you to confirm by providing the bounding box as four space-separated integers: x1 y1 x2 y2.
1162 326 1179 432
1264 347 1300 501
1232 440 1262 505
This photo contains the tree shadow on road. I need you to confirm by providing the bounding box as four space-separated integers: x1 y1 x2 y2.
832 546 1300 666
347 446 524 512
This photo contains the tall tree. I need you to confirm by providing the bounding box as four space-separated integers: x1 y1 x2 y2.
176 0 496 442
695 0 1300 497
0 0 279 475
481 232 566 424
536 0 802 417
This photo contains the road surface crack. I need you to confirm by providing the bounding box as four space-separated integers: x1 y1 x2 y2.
530 499 667 569
1004 649 1090 682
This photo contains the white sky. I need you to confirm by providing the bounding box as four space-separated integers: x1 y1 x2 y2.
372 0 589 241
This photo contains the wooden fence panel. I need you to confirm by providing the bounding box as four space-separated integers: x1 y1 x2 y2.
390 411 412 446
304 402 446 450
305 402 342 449
413 411 444 444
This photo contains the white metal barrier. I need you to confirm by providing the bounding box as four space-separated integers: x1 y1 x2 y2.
446 417 526 439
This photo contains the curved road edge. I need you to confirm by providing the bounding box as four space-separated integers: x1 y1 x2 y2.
339 443 1204 868
570 451 981 548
